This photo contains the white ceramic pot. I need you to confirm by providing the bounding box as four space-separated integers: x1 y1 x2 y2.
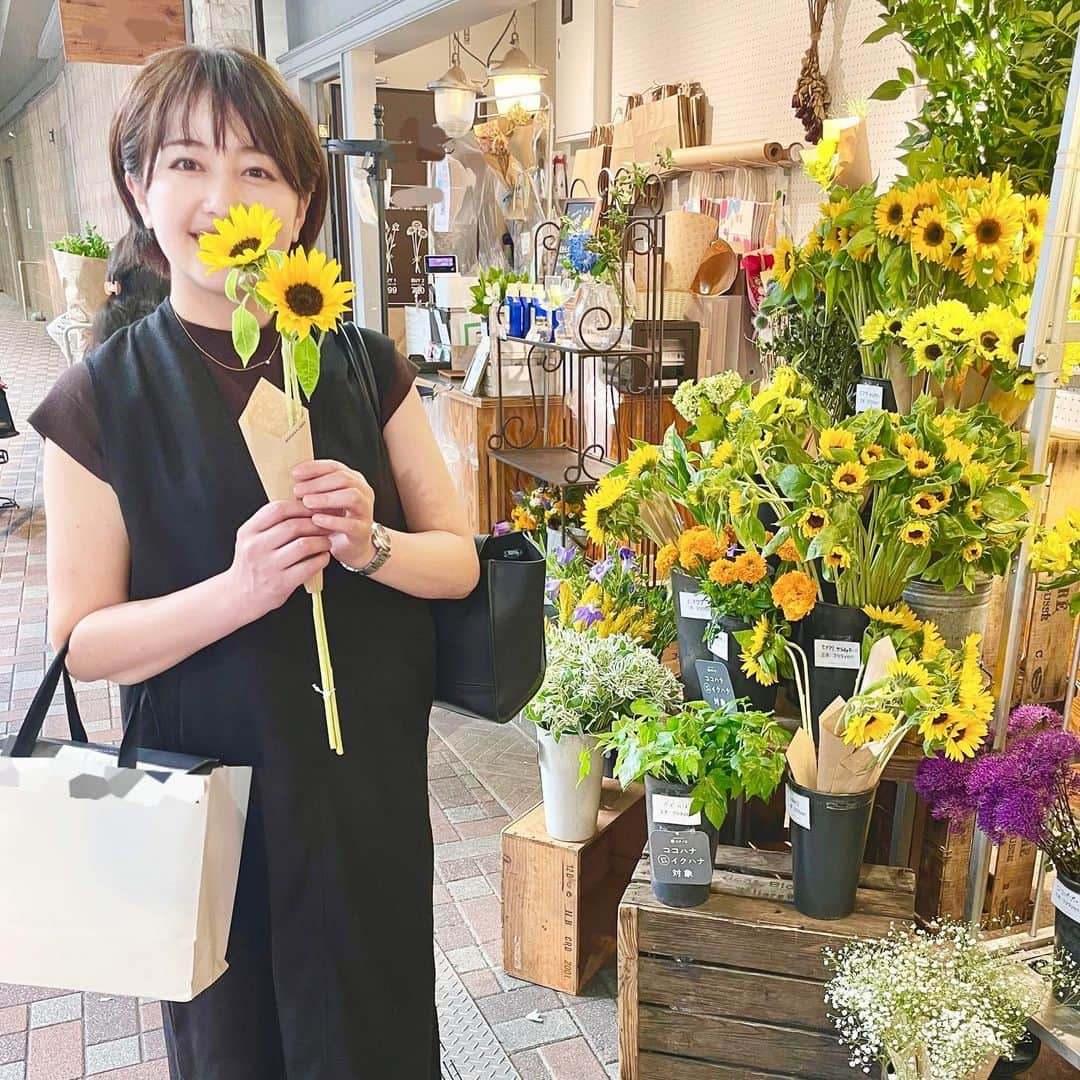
536 728 604 842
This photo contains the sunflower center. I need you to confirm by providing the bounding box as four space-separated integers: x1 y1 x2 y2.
807 513 825 530
285 283 325 317
229 237 261 258
887 203 904 225
976 219 1002 245
980 331 1000 351
926 343 943 361
923 222 945 245
1012 334 1025 355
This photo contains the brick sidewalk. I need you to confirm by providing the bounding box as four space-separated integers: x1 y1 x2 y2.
0 293 616 1080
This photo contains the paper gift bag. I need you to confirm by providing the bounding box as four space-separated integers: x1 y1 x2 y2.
825 116 872 191
0 647 252 1002
239 378 322 593
609 117 636 173
571 145 610 198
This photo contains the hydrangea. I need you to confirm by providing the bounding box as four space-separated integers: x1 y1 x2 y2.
672 371 744 422
566 232 597 275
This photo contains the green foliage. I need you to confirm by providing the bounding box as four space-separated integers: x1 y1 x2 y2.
595 699 791 829
868 0 1079 193
52 223 109 259
231 303 260 366
468 266 528 318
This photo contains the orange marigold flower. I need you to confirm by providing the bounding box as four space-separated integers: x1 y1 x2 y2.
733 550 768 585
777 538 801 563
708 558 738 585
677 525 721 570
655 543 678 578
771 570 818 622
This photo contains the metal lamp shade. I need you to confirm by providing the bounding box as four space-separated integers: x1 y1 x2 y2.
487 46 547 114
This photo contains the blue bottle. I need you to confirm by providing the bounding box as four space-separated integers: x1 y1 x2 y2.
506 284 524 338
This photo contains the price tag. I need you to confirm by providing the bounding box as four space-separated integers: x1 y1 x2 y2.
855 382 884 413
1052 877 1080 922
695 660 735 709
786 785 812 830
814 639 862 670
649 828 713 885
708 630 728 660
679 591 713 621
652 793 701 826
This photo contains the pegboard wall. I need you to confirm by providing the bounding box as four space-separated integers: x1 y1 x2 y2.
611 0 917 237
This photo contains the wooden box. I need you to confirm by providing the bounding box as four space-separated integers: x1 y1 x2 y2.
502 779 647 995
618 845 915 1080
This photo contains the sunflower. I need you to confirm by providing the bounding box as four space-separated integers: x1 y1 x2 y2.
801 229 821 258
259 247 354 339
944 714 989 761
901 182 942 230
825 545 851 571
198 202 282 272
821 198 852 256
963 197 1022 262
746 615 770 657
842 714 871 747
832 461 868 493
773 236 797 289
919 706 960 742
896 433 920 457
711 441 734 467
900 309 934 346
740 616 778 686
863 711 899 742
943 437 974 467
864 603 922 632
931 299 975 343
625 443 660 477
820 427 856 459
1024 195 1049 233
910 207 953 264
965 498 983 521
921 622 946 661
770 570 817 621
887 656 933 690
582 475 631 544
900 520 932 546
912 337 945 373
911 491 943 517
962 540 984 563
906 450 937 477
1018 232 1041 284
655 543 678 578
956 634 985 710
874 188 908 240
860 312 889 345
709 558 738 585
861 444 885 465
799 507 830 538
973 305 1014 361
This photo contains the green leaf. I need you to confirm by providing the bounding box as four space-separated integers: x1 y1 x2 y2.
982 487 1029 522
293 334 322 399
863 23 895 44
870 79 908 101
225 267 241 304
791 268 815 312
232 304 260 367
897 67 916 85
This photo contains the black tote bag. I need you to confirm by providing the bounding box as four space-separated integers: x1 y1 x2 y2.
340 325 547 724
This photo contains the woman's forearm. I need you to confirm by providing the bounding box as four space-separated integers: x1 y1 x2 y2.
366 529 478 600
66 569 252 685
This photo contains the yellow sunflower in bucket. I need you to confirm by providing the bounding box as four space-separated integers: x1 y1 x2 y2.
259 247 355 339
199 202 282 272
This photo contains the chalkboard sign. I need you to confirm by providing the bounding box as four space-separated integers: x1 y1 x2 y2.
649 828 713 885
385 209 430 307
694 660 735 709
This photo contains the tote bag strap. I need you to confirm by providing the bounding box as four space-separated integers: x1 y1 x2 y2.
9 642 143 768
339 323 381 417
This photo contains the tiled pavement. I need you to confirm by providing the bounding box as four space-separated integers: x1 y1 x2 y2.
0 292 617 1079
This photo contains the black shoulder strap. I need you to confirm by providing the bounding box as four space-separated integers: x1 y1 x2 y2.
339 323 380 414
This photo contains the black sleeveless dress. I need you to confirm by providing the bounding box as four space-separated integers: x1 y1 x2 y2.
85 301 438 1079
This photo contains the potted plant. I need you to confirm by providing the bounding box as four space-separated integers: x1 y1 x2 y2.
596 698 790 907
825 921 1047 1080
525 627 681 843
914 703 1080 987
51 223 110 325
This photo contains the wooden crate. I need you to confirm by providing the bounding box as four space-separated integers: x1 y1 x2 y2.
618 845 915 1080
502 779 646 995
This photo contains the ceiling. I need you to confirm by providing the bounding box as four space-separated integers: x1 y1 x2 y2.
0 0 56 121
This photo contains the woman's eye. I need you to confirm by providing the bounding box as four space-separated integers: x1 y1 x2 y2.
245 167 275 180
171 158 201 171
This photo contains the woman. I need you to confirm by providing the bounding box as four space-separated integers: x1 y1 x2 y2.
91 228 170 347
29 45 477 1079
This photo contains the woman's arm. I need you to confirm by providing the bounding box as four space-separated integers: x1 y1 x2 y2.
45 441 331 684
295 388 479 600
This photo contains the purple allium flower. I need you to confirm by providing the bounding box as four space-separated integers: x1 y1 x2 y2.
493 520 511 536
555 544 577 567
1008 703 1062 734
545 576 561 603
914 754 977 825
573 603 603 628
589 556 615 583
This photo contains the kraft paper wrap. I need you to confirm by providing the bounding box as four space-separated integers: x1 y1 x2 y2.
786 727 818 790
823 117 873 192
814 638 897 794
238 378 323 594
667 141 792 172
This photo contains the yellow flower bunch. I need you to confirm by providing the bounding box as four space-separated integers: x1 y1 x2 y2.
582 474 632 545
1030 510 1080 616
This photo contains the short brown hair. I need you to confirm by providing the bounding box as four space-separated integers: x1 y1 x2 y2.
109 45 329 276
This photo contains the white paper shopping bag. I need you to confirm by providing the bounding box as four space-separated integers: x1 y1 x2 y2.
0 648 251 1002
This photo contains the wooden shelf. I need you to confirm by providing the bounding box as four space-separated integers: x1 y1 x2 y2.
501 335 651 357
487 445 613 486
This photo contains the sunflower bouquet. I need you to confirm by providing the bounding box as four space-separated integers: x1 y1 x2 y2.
546 544 676 656
1030 509 1080 617
199 203 355 755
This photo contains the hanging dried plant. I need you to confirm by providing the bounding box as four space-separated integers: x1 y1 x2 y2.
792 0 831 143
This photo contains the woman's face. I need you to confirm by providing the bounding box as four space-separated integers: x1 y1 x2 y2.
126 95 311 323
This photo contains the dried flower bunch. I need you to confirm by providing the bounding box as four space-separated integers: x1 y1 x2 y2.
792 0 831 142
825 921 1045 1079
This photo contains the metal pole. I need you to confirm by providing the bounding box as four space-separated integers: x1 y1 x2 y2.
371 103 390 337
965 31 1080 923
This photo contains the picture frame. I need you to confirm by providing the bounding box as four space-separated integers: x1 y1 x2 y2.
461 334 492 397
554 196 601 276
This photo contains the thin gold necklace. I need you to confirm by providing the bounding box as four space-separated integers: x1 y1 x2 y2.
172 305 279 372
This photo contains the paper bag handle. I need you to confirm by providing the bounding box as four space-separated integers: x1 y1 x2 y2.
9 642 89 758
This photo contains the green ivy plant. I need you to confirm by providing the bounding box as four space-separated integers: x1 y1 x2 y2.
867 0 1079 194
595 699 791 829
52 223 109 260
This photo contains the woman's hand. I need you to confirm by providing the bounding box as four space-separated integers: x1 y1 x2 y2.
228 499 332 621
293 459 376 570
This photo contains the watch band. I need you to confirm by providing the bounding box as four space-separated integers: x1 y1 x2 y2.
339 522 392 576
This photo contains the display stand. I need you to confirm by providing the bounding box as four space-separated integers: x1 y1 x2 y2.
483 169 667 528
617 846 915 1080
